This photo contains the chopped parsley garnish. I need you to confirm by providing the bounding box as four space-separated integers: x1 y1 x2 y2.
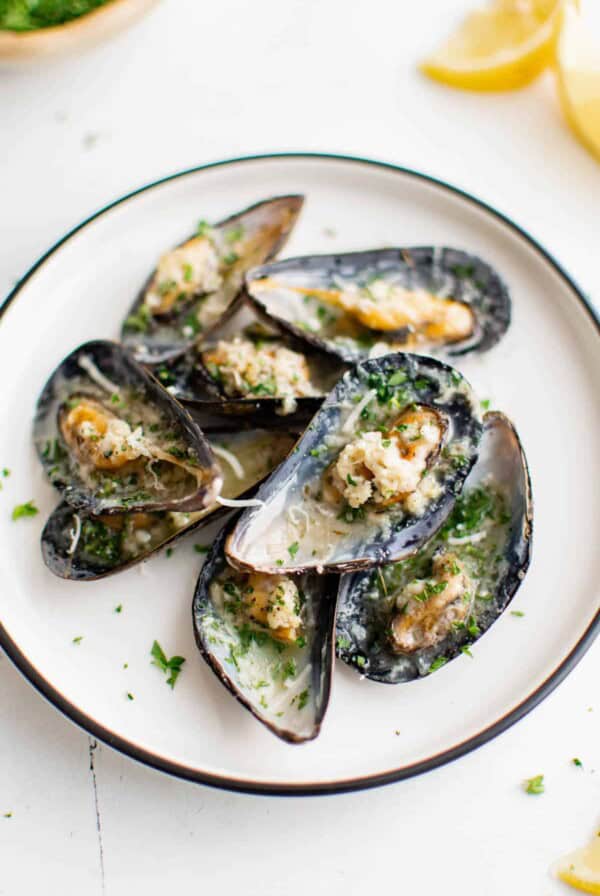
297 688 309 710
460 645 474 658
150 640 186 689
572 758 583 768
338 504 366 523
225 225 244 243
223 251 239 266
181 313 202 336
428 656 448 673
346 473 357 486
282 659 297 681
183 263 194 283
194 544 210 554
126 692 134 701
356 655 366 668
387 370 407 387
2 468 10 477
510 610 525 617
523 774 544 795
165 547 174 558
197 219 211 236
296 635 306 648
336 636 351 650
125 304 152 333
451 263 475 279
11 501 38 521
114 604 122 614
441 486 501 539
480 399 491 411
288 542 299 559
80 518 122 565
72 636 83 645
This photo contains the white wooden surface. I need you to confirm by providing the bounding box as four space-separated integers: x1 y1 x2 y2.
0 1 598 893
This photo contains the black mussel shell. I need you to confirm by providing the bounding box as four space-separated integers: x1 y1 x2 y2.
225 353 483 575
121 195 304 365
33 340 222 516
183 397 323 433
40 428 297 580
245 247 511 363
336 411 532 682
192 515 337 743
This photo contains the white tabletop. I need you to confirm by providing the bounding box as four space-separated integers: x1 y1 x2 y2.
1 1 599 893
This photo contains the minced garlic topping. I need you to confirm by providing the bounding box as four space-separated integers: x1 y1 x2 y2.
202 338 319 399
389 552 472 653
330 408 443 509
145 236 223 315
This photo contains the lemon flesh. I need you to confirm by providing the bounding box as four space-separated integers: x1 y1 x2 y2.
556 4 600 162
421 0 565 91
555 833 600 894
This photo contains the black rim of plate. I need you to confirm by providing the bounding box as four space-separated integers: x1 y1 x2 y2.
1 152 599 797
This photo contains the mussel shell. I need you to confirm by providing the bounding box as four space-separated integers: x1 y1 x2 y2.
245 247 511 363
192 515 337 743
33 340 222 516
183 397 323 433
225 353 483 575
121 195 304 365
41 428 297 580
335 411 532 682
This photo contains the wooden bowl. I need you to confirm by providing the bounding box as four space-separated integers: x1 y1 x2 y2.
0 0 160 63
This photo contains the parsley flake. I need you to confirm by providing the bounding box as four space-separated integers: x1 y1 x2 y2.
150 640 186 689
523 774 544 795
12 501 38 521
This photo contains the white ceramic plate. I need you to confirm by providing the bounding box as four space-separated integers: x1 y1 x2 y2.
1 154 599 795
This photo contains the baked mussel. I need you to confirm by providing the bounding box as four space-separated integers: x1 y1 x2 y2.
245 247 511 363
41 428 296 580
335 411 532 682
33 340 222 516
121 195 304 365
193 515 337 743
225 353 483 575
151 312 343 426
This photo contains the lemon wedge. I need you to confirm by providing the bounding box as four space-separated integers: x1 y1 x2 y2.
555 832 600 894
420 0 567 91
556 4 600 162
